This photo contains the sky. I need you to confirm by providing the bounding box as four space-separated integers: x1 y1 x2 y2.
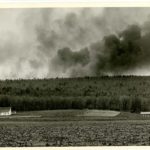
1 8 150 79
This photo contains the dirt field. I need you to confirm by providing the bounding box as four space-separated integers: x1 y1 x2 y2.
0 120 150 146
0 110 148 147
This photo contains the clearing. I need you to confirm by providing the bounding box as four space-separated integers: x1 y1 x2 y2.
0 110 148 146
81 110 120 117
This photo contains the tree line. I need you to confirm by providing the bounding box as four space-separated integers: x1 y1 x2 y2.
0 95 147 113
0 76 148 113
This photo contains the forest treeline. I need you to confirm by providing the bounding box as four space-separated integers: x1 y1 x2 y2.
0 95 145 113
0 76 149 112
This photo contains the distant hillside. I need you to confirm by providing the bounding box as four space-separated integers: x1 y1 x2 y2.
0 76 149 112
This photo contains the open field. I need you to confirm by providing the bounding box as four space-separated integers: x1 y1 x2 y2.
0 109 146 121
0 110 149 147
16 109 120 117
82 110 120 117
0 120 150 146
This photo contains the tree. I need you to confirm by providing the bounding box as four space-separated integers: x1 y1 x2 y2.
130 97 141 113
119 96 131 111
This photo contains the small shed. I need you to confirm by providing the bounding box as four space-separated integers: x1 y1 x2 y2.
140 112 150 117
0 107 11 116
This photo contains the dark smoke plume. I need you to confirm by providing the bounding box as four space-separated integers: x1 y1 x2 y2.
54 24 150 76
1 8 150 79
93 25 143 75
53 47 90 73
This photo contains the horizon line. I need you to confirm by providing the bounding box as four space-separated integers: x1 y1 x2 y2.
0 75 150 81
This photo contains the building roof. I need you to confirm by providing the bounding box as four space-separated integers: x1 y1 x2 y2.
0 107 11 113
140 112 150 115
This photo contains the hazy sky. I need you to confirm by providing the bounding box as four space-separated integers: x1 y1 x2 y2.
1 8 150 79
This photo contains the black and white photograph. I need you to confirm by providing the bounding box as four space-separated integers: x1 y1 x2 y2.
0 6 150 147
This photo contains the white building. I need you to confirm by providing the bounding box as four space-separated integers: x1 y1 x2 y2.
140 112 150 117
0 107 11 116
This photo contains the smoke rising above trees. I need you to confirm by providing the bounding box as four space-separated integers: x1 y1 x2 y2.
0 8 150 78
54 24 150 76
93 25 142 75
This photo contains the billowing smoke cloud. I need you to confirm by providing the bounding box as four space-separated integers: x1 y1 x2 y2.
54 47 90 69
54 23 150 76
93 25 142 75
1 8 150 79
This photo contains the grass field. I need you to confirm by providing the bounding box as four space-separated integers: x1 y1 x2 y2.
82 110 120 117
0 120 150 146
0 109 144 121
0 110 148 146
16 109 120 117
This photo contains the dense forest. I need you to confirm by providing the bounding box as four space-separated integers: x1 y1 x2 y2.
0 76 149 112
